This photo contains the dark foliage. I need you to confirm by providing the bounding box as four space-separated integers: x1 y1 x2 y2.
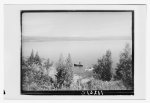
27 50 41 65
56 68 67 88
64 54 73 87
44 59 53 70
55 54 73 88
34 52 41 65
114 44 133 89
93 50 112 81
27 50 35 65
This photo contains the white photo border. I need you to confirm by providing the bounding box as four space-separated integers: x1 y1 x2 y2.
4 4 146 100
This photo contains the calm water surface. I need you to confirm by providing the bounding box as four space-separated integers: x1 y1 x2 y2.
22 40 132 68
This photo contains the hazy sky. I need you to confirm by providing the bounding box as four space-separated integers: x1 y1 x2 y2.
22 12 132 39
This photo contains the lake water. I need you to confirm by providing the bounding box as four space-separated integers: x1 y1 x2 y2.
22 40 132 68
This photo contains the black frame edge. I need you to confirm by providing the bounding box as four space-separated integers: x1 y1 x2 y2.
20 10 134 95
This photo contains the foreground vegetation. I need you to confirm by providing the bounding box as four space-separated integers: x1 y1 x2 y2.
22 44 133 91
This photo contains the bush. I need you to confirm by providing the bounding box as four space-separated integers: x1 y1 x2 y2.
115 44 133 89
22 65 55 91
22 52 74 90
93 50 112 81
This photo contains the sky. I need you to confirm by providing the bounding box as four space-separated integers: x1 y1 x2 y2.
22 12 132 40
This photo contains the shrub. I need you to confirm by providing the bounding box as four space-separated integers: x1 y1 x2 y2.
22 65 55 91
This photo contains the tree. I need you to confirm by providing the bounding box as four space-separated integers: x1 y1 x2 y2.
28 50 35 65
115 44 133 89
57 54 65 70
45 59 53 70
22 57 27 66
93 50 112 81
64 53 73 87
34 52 41 65
55 54 66 88
55 53 74 88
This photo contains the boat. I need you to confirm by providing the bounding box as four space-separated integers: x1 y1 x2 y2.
74 62 83 67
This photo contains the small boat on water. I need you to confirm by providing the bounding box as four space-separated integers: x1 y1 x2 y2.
74 62 83 67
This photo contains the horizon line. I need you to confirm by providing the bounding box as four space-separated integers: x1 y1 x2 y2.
22 36 132 42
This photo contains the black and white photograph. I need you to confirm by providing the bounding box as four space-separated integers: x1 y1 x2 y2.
21 10 134 95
